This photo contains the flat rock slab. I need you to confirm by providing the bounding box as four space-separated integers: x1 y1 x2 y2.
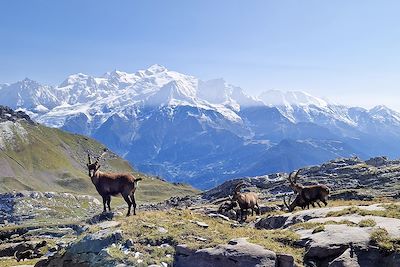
300 224 371 251
308 215 400 238
68 229 123 254
208 213 230 221
256 204 386 229
195 221 209 228
175 238 277 267
300 224 400 267
97 220 121 229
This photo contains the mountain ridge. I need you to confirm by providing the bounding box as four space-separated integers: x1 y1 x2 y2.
2 65 400 189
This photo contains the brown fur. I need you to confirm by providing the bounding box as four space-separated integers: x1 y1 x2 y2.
231 183 260 221
286 169 330 210
283 193 309 212
87 152 141 216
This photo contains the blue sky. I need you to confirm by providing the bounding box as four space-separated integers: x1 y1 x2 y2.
1 1 400 109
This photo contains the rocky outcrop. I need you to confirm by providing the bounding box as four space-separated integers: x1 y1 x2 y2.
0 105 34 124
35 229 123 267
0 191 101 226
255 204 400 267
301 225 400 267
174 238 291 267
203 156 400 201
256 205 385 229
365 156 389 167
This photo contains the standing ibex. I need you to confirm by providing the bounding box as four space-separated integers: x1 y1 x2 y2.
284 169 330 211
230 183 260 222
87 150 142 216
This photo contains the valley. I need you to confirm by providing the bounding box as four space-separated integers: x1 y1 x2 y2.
2 66 400 188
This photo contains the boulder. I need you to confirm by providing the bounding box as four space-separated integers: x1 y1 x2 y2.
87 212 115 224
365 156 388 167
68 229 123 254
36 229 123 267
174 238 279 267
300 224 400 267
255 214 288 229
277 253 295 267
256 205 385 229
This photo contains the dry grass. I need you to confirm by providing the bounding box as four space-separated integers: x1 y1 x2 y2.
119 209 304 266
326 203 400 219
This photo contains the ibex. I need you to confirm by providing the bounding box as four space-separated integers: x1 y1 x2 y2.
285 169 330 211
283 193 310 212
230 183 260 221
87 150 142 216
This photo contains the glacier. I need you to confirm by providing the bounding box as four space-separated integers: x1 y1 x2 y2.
1 64 400 189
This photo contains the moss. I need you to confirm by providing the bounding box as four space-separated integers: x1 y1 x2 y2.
370 228 394 252
312 225 325 234
358 219 376 227
0 258 39 266
326 204 400 220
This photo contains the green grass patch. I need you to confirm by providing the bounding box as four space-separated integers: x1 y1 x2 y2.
326 204 400 219
370 228 400 252
358 219 377 227
312 225 325 234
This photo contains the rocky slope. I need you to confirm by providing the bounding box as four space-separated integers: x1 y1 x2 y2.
2 153 400 266
3 66 400 188
203 156 400 201
3 192 399 267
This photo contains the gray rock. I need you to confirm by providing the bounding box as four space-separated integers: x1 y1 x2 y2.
255 214 288 229
301 224 400 267
97 220 121 229
277 253 295 267
157 227 168 233
124 239 134 248
256 205 385 229
69 229 123 254
365 156 388 167
174 238 277 267
87 212 115 224
208 213 230 221
36 229 124 267
194 221 208 228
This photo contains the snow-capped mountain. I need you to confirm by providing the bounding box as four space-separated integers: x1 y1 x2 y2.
2 64 400 189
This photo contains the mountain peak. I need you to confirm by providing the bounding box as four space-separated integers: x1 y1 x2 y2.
259 90 328 107
146 64 167 74
59 73 95 87
20 78 40 87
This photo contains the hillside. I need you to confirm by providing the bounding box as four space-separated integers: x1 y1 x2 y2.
0 106 198 202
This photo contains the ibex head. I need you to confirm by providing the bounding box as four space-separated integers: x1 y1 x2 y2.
230 182 246 200
287 169 304 194
283 194 304 212
86 149 107 177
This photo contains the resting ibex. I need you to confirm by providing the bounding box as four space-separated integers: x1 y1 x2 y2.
230 183 260 221
284 169 330 211
283 193 309 212
87 150 142 216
